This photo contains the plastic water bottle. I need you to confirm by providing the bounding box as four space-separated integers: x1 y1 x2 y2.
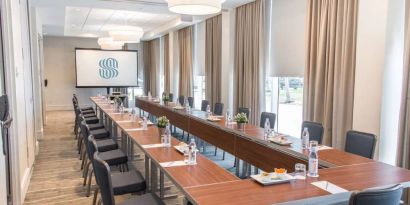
264 119 270 140
206 104 212 117
130 108 136 122
302 127 309 149
148 91 152 100
225 110 231 125
119 102 124 113
185 99 191 113
188 138 197 165
308 145 319 177
163 125 171 147
142 116 148 130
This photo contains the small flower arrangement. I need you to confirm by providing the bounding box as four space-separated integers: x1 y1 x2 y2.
234 113 248 123
157 116 169 128
162 93 170 103
114 97 122 105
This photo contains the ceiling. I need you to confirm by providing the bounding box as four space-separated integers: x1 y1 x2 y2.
31 0 254 39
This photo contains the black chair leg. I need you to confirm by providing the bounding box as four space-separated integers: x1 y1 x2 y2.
214 147 218 156
86 169 94 197
92 187 99 205
222 151 226 160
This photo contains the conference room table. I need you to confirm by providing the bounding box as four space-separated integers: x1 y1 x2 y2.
91 96 410 205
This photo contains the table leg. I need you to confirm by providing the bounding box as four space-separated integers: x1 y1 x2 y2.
145 155 150 192
151 161 158 193
159 171 164 198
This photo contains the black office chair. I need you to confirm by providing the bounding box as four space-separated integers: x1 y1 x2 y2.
349 184 403 205
260 112 276 129
178 96 185 106
301 121 324 144
201 100 209 112
214 103 224 116
188 97 194 108
92 153 165 205
345 130 377 159
91 143 147 205
238 107 250 119
84 134 128 197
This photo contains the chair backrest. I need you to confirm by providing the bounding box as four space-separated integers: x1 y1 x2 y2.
345 130 377 159
214 103 224 116
93 152 116 205
178 96 185 106
349 184 403 205
238 107 250 119
201 100 209 112
260 112 276 129
187 97 194 108
301 121 324 144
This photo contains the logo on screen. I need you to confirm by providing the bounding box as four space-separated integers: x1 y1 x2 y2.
99 58 119 79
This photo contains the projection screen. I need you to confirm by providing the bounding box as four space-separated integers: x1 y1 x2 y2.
75 49 138 87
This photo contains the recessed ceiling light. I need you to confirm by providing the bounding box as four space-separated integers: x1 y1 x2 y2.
167 0 226 15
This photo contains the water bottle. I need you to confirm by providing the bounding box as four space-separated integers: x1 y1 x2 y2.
163 125 171 147
206 104 211 116
307 145 319 177
185 99 191 113
264 119 270 140
130 108 136 122
142 116 148 130
188 138 197 165
119 102 124 114
302 127 309 149
148 91 152 100
225 110 231 125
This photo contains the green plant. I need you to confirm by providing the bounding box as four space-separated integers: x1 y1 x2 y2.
162 94 170 102
114 97 122 105
157 116 169 128
234 113 248 123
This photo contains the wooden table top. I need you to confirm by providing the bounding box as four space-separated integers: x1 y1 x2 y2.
91 97 410 205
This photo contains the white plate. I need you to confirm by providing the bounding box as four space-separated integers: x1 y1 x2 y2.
251 173 295 185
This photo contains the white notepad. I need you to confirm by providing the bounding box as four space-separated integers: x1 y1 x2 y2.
125 128 145 132
311 181 348 194
160 161 189 167
317 145 333 151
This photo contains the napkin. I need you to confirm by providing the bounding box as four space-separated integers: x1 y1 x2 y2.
318 145 333 151
160 161 188 167
311 181 347 194
125 128 146 132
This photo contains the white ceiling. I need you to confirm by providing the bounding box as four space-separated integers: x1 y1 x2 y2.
32 0 254 38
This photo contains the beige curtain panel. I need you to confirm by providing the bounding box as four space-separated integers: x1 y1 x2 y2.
205 14 222 108
303 0 358 149
163 34 171 94
178 26 193 97
234 0 263 125
143 38 160 97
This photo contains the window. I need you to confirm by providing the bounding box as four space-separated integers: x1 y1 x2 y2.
127 87 144 108
193 76 205 109
265 77 303 137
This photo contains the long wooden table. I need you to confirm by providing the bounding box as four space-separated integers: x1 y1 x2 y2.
91 96 410 205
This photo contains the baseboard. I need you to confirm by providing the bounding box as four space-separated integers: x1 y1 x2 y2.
20 167 33 203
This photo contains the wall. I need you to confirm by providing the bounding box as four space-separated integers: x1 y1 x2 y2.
43 36 106 110
353 0 389 157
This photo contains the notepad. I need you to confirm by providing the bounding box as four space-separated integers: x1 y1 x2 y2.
160 161 189 167
317 145 333 151
311 181 348 194
116 120 134 123
142 144 165 149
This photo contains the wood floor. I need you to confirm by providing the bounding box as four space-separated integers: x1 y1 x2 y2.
23 111 183 205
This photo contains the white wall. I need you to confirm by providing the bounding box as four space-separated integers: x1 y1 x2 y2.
43 36 107 110
353 0 389 153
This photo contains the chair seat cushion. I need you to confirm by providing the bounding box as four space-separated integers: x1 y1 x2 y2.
85 117 99 124
98 149 127 166
95 139 118 152
83 113 97 118
80 106 94 111
90 129 110 139
118 193 165 205
112 170 146 195
87 123 105 130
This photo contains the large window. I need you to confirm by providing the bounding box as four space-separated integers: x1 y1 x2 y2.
265 77 303 137
193 76 205 109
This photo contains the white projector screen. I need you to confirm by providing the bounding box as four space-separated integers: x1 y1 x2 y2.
75 49 138 87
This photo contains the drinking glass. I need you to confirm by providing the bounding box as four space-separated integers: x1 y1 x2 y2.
294 163 306 180
183 149 189 163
